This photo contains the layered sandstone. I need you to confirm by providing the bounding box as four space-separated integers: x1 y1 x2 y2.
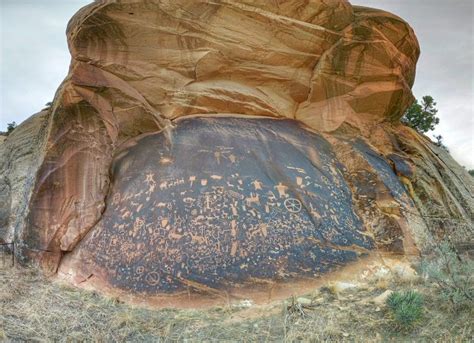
0 0 472 307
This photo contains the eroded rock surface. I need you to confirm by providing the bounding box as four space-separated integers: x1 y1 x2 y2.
0 0 472 306
61 117 375 294
0 111 50 246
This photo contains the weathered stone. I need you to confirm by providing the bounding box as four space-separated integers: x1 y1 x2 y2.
328 281 361 294
60 117 374 294
392 263 419 282
371 289 393 305
296 297 313 306
0 0 472 306
0 111 50 248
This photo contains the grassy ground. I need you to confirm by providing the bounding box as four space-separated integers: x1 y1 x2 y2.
0 263 472 342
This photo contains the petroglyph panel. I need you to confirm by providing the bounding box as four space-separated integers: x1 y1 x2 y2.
69 118 374 294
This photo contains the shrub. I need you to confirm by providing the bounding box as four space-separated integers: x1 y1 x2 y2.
420 242 474 310
386 290 424 331
6 122 17 135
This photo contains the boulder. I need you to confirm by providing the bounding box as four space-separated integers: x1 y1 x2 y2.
0 0 472 307
371 290 394 306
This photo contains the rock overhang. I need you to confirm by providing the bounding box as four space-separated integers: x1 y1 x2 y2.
64 0 419 133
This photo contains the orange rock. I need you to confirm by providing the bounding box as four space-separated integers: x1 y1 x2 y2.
0 1 471 306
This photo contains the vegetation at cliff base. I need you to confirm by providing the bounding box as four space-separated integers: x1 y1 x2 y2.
421 242 474 309
386 290 424 330
1 256 472 342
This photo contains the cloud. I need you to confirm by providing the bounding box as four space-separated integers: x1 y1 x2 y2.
0 0 90 127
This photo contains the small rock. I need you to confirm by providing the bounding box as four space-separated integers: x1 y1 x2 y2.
314 297 325 304
329 281 359 294
393 264 418 282
297 297 312 305
373 266 392 280
371 289 393 305
232 299 254 308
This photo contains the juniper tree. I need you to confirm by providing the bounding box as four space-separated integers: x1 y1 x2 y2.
402 95 439 133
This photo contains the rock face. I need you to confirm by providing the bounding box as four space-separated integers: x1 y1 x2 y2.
62 117 376 294
0 111 50 246
0 0 472 306
65 1 419 133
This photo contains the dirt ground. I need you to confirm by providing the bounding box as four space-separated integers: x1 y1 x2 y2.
1 259 472 342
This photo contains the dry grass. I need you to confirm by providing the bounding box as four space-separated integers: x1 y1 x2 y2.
0 263 472 342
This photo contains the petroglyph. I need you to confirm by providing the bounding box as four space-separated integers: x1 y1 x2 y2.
275 183 289 198
145 272 161 286
68 118 376 294
284 198 302 213
251 180 263 191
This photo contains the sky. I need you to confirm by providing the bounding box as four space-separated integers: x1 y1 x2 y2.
1 0 473 168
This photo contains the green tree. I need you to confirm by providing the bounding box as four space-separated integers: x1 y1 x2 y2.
433 134 449 152
6 121 17 135
469 170 474 177
402 95 439 133
386 290 424 331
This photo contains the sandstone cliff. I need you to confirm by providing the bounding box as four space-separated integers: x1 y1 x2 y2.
0 0 472 306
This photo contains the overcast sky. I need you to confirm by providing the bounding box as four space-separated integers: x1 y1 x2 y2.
1 0 473 168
